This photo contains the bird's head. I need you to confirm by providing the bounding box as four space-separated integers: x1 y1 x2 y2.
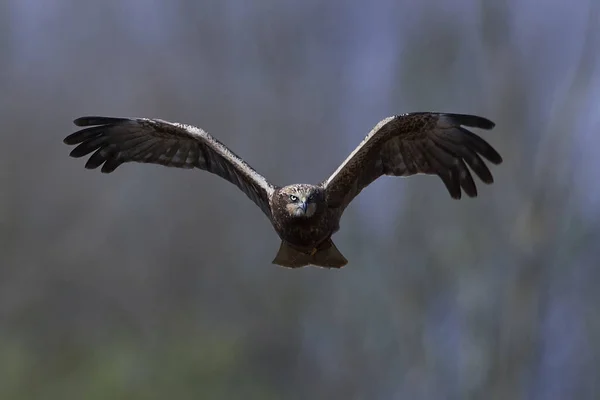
277 184 324 218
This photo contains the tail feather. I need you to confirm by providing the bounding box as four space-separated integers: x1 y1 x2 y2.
272 239 347 269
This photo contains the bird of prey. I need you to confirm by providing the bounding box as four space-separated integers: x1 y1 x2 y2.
63 112 502 269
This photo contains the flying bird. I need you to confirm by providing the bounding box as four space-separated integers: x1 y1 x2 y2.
63 112 502 269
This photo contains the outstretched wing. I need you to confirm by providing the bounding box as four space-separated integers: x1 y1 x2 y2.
64 116 276 217
322 112 503 210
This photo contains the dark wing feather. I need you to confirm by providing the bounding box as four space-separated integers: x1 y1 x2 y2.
322 112 502 210
64 116 276 217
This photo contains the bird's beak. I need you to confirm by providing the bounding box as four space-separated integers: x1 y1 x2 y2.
300 202 308 213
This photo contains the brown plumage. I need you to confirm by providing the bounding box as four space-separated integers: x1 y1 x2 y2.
63 112 502 269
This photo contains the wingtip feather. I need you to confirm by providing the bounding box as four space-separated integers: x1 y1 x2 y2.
73 116 129 127
444 113 495 130
63 133 79 145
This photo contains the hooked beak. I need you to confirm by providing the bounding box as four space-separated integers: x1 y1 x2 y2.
299 202 308 213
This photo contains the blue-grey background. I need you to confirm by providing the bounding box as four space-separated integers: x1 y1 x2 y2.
1 1 599 399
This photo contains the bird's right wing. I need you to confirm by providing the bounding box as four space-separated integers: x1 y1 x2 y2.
64 116 276 218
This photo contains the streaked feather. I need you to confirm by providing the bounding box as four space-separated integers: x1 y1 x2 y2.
64 116 276 218
323 112 503 208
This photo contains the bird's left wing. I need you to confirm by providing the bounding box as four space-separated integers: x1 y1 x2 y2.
322 112 503 211
64 116 276 218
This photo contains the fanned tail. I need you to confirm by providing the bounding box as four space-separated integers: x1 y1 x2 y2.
272 239 347 269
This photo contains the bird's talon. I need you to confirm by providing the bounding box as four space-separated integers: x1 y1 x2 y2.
310 248 317 256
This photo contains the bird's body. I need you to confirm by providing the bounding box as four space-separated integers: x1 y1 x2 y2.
267 184 346 267
63 112 503 269
269 184 333 247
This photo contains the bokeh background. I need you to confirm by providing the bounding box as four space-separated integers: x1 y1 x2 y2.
2 1 600 399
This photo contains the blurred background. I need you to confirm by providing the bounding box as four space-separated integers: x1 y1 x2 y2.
1 0 599 399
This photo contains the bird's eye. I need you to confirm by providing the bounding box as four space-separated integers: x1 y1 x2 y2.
289 195 298 202
308 194 314 202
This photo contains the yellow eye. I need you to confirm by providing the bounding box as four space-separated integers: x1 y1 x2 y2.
308 194 314 201
289 194 298 202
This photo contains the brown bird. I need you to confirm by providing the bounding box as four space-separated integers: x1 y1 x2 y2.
63 112 502 269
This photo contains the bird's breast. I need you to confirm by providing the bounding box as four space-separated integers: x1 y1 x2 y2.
273 213 334 249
